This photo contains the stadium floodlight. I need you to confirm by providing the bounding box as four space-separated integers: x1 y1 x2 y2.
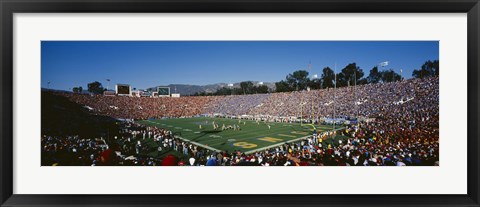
228 83 234 95
258 82 263 85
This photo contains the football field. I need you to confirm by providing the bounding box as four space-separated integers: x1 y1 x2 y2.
137 117 341 154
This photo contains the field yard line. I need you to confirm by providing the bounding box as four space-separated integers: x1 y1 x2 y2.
204 128 304 147
146 119 308 140
160 122 302 147
243 135 310 154
198 123 308 142
175 135 222 152
243 126 346 155
140 119 343 153
204 124 335 147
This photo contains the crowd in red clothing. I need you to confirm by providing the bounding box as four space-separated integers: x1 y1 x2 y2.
65 94 221 120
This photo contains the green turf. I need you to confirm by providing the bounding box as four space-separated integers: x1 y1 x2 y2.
137 117 341 154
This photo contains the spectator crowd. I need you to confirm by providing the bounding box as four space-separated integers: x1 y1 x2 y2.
43 77 439 166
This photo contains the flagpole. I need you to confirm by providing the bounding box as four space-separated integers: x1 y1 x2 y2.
106 79 110 91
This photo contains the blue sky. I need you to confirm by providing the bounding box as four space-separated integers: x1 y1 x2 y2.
41 41 439 90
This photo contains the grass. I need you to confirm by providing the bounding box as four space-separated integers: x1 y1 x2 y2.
137 117 341 154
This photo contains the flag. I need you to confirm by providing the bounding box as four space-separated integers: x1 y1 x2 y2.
379 61 389 67
99 149 113 165
106 79 110 82
162 155 178 166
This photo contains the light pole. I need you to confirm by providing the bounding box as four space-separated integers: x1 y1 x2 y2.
400 69 403 81
228 83 233 95
258 82 263 94
106 79 111 91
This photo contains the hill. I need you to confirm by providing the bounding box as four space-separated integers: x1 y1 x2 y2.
147 81 276 95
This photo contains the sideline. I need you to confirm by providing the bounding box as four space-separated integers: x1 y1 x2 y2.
175 135 222 152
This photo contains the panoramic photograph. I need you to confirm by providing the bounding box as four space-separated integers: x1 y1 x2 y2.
41 41 439 166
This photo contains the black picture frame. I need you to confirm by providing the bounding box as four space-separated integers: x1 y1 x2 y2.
1 0 479 206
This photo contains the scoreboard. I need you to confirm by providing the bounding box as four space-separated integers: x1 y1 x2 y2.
116 84 131 96
157 87 170 96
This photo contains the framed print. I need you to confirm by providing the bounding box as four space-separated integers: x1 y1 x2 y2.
1 0 479 206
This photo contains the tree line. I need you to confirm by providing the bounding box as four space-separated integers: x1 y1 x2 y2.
274 60 438 92
198 60 438 95
80 60 439 95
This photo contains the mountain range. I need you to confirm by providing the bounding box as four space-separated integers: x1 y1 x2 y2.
147 81 276 95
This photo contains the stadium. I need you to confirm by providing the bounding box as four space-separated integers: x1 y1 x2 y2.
41 72 439 166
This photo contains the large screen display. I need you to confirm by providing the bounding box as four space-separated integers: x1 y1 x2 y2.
117 85 130 95
157 87 170 96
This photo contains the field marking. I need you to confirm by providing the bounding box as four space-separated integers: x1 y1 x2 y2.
138 120 222 152
145 118 306 138
139 118 343 153
174 135 222 152
204 127 304 147
257 137 283 143
278 134 296 138
233 142 258 149
244 126 346 154
244 135 310 154
197 122 306 143
187 122 320 147
142 119 318 147
291 131 309 135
